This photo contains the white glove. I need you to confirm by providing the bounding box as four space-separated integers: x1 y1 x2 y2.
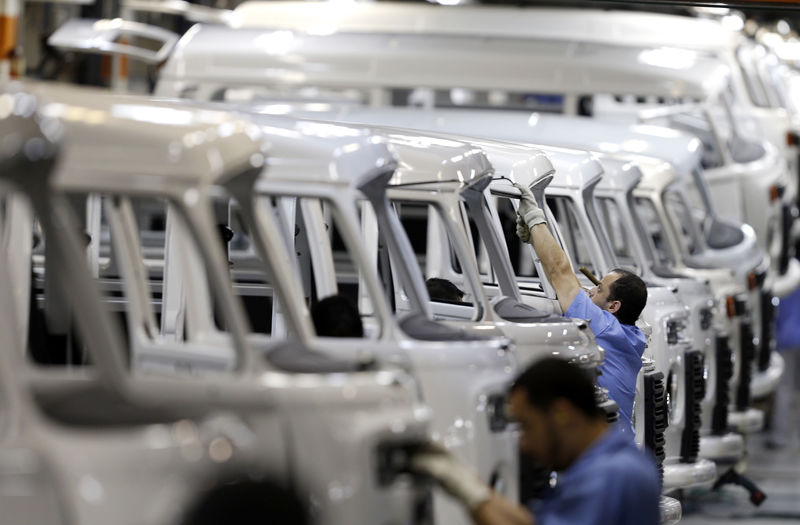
516 215 531 244
410 442 491 512
514 183 547 229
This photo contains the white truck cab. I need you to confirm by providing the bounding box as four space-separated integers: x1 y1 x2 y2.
10 82 433 525
210 113 525 525
0 85 297 525
633 157 771 434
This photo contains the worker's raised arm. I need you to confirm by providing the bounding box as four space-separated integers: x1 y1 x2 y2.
514 183 581 313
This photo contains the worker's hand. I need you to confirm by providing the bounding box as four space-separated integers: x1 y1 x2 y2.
410 442 491 512
514 183 547 229
516 215 531 244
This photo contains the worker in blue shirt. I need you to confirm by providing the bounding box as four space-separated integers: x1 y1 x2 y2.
514 183 647 435
411 357 661 525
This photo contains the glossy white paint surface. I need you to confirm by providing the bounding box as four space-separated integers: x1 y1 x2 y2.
219 2 797 202
229 2 735 49
157 24 730 101
1 84 432 525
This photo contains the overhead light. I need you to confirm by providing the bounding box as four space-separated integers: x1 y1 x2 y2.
638 47 697 70
721 14 744 32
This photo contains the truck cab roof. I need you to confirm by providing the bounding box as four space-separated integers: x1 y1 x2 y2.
159 23 730 100
28 82 265 193
242 114 397 189
278 106 706 179
230 2 741 52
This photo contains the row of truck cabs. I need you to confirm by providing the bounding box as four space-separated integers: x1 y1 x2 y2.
4 3 800 524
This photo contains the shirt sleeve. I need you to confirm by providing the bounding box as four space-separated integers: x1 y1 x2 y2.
564 289 614 336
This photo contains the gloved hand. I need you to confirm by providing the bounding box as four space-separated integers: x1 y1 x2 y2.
514 183 547 229
410 442 491 512
516 215 531 244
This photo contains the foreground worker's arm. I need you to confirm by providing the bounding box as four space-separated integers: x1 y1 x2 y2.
514 183 581 313
411 444 534 525
474 494 535 525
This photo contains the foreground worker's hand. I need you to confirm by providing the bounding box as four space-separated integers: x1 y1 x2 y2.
411 442 491 512
513 183 547 229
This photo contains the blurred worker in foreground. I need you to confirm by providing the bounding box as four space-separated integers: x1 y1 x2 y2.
514 183 647 436
412 357 660 525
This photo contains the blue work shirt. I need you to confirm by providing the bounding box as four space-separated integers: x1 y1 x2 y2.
776 287 800 351
529 425 661 525
565 290 646 435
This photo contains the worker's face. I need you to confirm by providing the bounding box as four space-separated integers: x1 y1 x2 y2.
510 390 566 471
587 272 622 315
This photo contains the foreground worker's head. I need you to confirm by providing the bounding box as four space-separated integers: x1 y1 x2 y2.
586 268 647 325
509 357 607 472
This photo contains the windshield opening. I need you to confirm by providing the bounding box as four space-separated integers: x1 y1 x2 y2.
584 190 620 271
632 196 677 268
737 44 773 109
595 197 642 274
684 167 719 225
763 60 790 110
545 195 599 276
225 196 286 336
295 197 378 339
236 194 381 340
391 199 480 320
462 202 495 284
29 190 251 375
662 188 704 257
717 89 767 163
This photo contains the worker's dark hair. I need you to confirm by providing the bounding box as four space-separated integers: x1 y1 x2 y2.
311 294 364 338
425 277 465 303
607 268 648 326
510 357 603 419
180 477 309 525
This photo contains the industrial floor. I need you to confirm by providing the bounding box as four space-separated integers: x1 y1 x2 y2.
681 412 800 523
